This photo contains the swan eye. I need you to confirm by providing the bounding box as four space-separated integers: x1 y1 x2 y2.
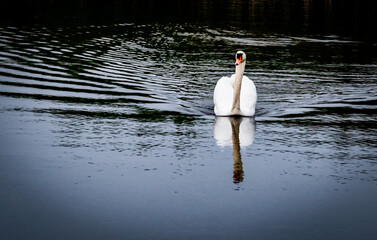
236 53 243 60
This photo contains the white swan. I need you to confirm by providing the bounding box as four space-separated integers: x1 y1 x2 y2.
214 51 257 116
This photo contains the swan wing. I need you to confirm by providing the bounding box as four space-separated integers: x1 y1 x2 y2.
213 76 234 116
240 76 257 116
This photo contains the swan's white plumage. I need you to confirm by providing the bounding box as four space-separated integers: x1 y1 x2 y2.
213 74 257 116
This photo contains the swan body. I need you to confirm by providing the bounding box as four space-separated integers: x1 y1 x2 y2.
214 51 257 116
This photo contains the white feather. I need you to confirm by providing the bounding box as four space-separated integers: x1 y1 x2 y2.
213 74 257 116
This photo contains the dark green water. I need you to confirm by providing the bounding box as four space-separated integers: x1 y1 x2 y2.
1 1 377 239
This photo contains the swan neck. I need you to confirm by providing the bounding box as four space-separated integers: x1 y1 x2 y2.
231 62 245 115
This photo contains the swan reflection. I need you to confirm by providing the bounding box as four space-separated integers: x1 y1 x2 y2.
214 117 256 183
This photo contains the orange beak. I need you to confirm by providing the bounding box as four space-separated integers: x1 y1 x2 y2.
235 57 242 66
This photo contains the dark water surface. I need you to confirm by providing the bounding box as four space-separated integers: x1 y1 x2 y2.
1 2 377 240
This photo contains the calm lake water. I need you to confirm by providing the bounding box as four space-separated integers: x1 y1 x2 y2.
1 2 377 239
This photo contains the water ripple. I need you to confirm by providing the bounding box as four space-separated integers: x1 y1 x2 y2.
0 24 376 122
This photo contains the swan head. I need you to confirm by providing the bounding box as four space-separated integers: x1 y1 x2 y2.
235 51 246 66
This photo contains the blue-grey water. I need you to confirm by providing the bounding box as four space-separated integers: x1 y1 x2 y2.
1 7 377 240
